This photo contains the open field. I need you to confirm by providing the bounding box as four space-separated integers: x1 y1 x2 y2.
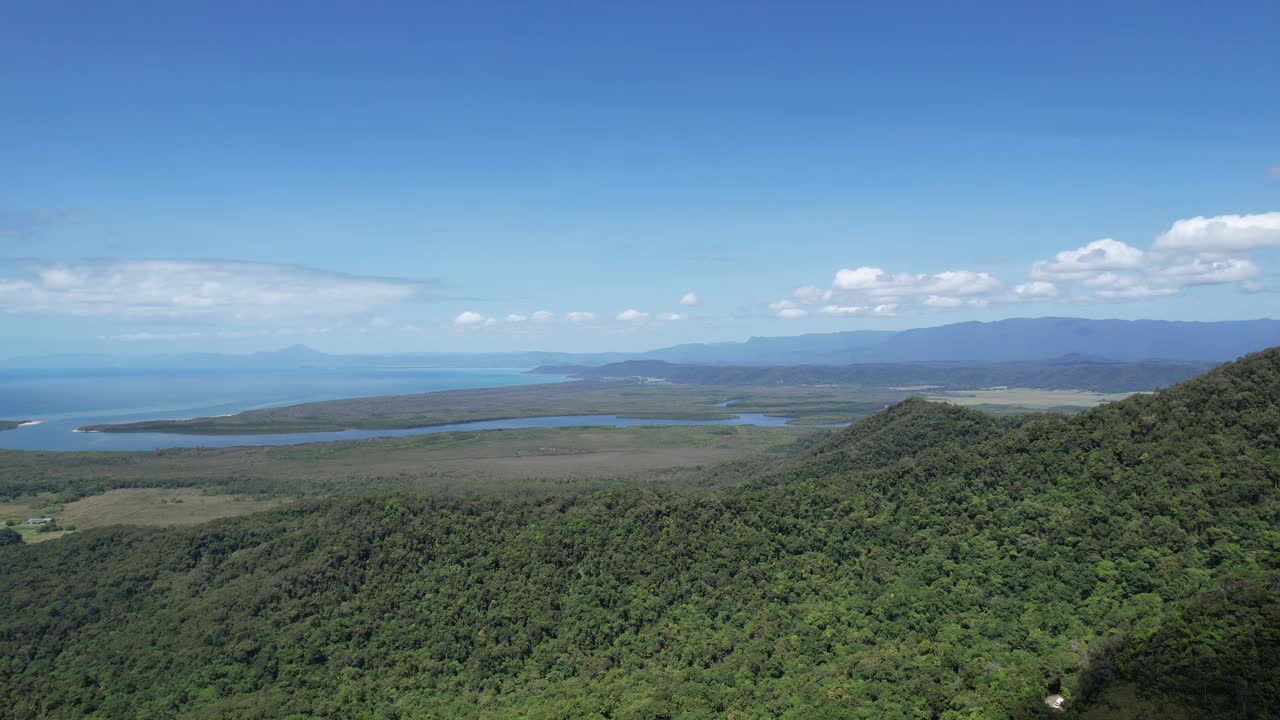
8 525 74 543
1 423 820 503
60 488 290 527
1 489 288 542
79 381 906 434
924 387 1137 411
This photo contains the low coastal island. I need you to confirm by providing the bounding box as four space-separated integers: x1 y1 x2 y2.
0 420 34 432
74 368 1140 436
77 381 904 435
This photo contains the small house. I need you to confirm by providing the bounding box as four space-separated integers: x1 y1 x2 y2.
24 517 53 525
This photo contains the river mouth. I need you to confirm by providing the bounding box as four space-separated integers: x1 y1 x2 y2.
2 413 841 452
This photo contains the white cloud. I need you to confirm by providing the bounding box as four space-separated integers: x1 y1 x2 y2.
679 292 699 306
1027 215 1278 303
777 307 808 319
833 267 890 290
567 311 594 324
1094 285 1179 300
453 311 490 326
779 265 1009 319
780 210 1279 315
1078 272 1139 290
832 267 1001 299
1031 238 1145 280
659 312 686 321
833 267 920 294
1149 255 1260 285
504 313 527 323
820 305 864 316
616 308 649 322
922 295 964 308
1153 212 1280 254
530 310 554 322
793 285 832 304
925 271 1002 296
1014 281 1058 298
0 259 428 320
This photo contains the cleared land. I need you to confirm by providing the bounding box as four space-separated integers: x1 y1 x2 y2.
924 387 1136 412
78 381 906 434
1 489 287 542
60 488 289 527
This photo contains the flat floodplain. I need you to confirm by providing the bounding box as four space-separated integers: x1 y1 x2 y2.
76 381 904 435
0 423 818 514
925 387 1138 411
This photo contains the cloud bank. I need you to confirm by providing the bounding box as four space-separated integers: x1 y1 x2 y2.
0 259 429 320
772 211 1277 319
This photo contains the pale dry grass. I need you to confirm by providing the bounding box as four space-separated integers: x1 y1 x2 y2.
925 388 1138 409
59 488 290 529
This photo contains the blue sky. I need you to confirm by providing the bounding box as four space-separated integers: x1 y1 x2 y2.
3 1 1278 355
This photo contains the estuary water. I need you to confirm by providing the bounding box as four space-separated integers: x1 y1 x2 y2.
0 367 797 452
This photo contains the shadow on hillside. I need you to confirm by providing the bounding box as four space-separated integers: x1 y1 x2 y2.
1003 576 1279 719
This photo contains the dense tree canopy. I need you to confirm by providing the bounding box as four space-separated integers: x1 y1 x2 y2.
1 349 1277 719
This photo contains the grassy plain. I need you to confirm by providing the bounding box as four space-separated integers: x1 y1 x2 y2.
1 489 288 542
924 387 1136 412
79 381 904 434
1 423 818 504
60 488 290 527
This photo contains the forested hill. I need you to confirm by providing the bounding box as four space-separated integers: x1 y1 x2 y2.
1 351 1278 718
534 356 1216 392
791 398 1030 475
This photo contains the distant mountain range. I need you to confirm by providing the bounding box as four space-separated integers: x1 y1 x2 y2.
5 317 1279 368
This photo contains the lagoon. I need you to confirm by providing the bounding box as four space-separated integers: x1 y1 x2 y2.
0 367 805 451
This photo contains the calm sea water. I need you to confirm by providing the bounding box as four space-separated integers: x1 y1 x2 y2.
0 368 798 452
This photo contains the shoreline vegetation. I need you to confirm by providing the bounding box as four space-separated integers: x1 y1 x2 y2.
76 381 907 435
73 376 1141 437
